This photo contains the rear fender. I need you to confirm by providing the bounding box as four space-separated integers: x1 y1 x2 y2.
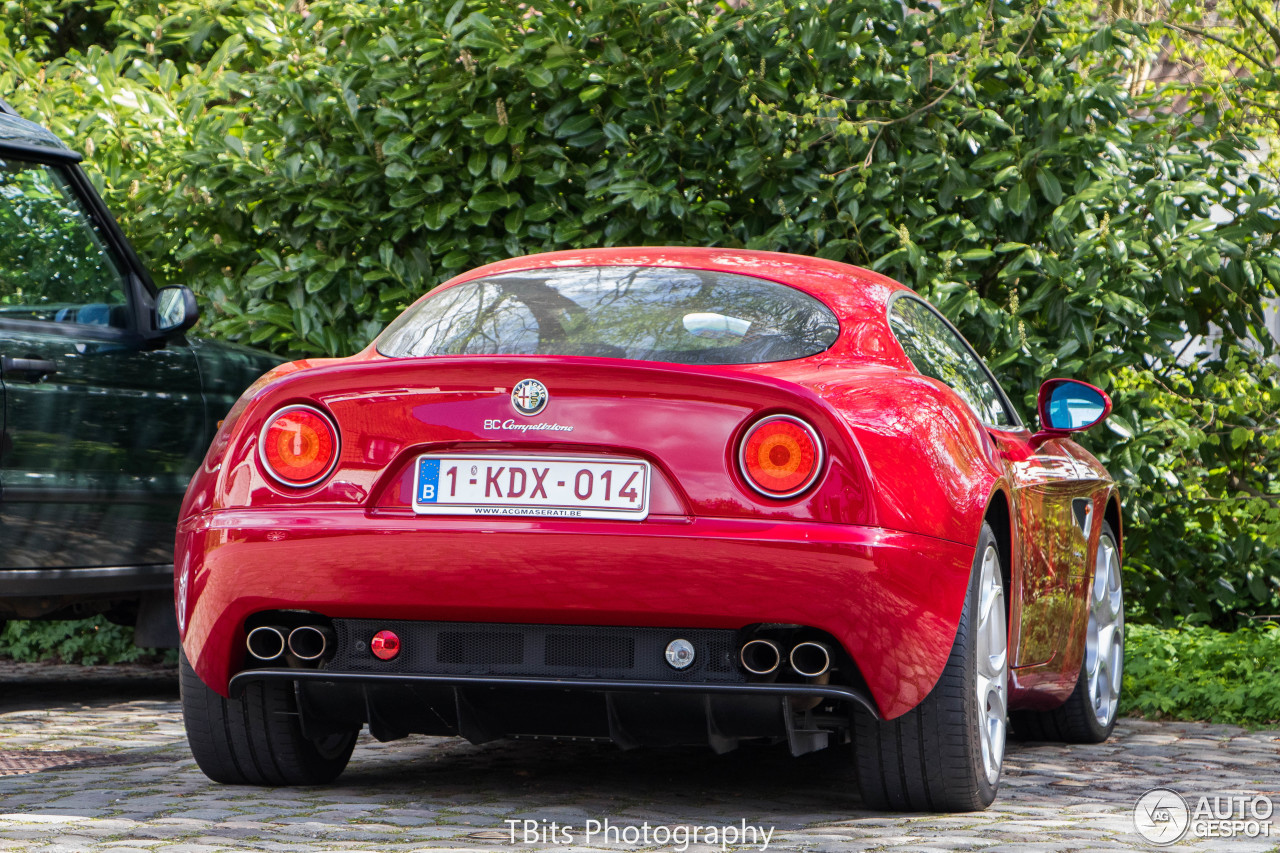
779 363 1003 546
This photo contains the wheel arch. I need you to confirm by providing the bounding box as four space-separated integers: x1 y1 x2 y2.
1103 491 1122 558
983 485 1014 601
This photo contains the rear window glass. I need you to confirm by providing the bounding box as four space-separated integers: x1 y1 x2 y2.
376 266 840 365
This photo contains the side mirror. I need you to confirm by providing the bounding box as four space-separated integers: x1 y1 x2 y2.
1035 379 1111 437
155 286 200 336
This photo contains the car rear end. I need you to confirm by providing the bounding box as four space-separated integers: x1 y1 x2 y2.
176 258 974 757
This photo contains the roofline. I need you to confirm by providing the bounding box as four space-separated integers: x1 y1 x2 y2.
0 139 80 163
442 247 911 293
0 102 81 162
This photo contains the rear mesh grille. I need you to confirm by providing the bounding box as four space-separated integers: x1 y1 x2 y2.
437 631 523 666
546 633 634 669
329 620 744 683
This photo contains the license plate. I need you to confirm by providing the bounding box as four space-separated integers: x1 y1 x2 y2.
413 455 650 521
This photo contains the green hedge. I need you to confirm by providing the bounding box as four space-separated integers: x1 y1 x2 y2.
1 0 1278 626
1123 623 1280 727
0 617 173 666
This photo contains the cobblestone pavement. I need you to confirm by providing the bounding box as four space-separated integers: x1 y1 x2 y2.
0 663 1277 852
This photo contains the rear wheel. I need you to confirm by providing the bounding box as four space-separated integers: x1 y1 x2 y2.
853 522 1008 811
1012 522 1123 743
180 650 357 785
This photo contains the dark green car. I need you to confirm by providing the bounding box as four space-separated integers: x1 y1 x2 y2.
0 103 281 646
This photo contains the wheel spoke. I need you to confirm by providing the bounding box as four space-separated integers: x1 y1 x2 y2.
974 544 1007 786
1095 647 1112 711
1084 534 1124 728
1109 630 1125 695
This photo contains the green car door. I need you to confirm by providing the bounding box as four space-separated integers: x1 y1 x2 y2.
0 148 205 589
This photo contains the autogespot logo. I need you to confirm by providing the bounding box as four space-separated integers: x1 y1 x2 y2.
1134 788 1276 844
1134 788 1190 845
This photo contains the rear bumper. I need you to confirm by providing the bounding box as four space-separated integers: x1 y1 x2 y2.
177 510 974 719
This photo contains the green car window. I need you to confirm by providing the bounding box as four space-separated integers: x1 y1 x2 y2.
0 158 129 327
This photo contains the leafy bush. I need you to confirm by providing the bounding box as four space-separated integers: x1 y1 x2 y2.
0 0 1277 626
1123 623 1280 727
1118 352 1280 624
0 617 173 665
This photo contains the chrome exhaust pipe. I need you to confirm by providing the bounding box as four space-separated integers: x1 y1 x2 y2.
740 639 782 675
790 642 831 677
287 625 334 661
245 626 286 661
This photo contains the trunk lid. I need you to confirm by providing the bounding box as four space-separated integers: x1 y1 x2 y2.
224 356 872 526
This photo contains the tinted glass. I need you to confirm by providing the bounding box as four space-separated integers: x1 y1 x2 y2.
0 159 129 327
889 296 1015 426
377 266 840 365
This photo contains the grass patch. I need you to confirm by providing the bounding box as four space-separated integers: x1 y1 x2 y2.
1122 623 1280 727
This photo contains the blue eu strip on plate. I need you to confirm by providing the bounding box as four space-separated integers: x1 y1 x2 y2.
418 458 440 503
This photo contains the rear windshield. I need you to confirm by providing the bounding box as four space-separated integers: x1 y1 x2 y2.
376 266 840 365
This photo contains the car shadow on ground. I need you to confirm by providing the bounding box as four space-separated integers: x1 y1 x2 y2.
338 733 869 819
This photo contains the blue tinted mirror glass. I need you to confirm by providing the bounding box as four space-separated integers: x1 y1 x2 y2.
1046 383 1106 430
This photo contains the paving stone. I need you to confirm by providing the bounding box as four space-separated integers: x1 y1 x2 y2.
2 662 1279 851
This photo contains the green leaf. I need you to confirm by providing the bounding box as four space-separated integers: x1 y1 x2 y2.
1107 414 1135 439
526 65 554 88
1008 181 1030 216
469 190 516 213
1035 169 1063 205
971 151 1014 170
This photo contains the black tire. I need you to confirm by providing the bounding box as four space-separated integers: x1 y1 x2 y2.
854 522 1007 812
1011 522 1123 744
180 650 357 785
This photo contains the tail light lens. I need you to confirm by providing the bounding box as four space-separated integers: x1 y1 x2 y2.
370 630 401 661
738 414 823 498
259 405 339 487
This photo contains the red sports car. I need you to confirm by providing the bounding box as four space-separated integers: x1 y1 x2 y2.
176 248 1124 812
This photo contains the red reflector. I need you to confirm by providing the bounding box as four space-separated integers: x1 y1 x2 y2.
260 406 338 486
371 630 400 661
740 415 822 497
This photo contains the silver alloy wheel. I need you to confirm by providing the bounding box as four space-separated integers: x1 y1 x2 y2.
975 544 1008 786
1086 534 1124 727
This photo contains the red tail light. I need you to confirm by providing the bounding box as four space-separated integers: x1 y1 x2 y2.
259 405 339 487
738 415 823 498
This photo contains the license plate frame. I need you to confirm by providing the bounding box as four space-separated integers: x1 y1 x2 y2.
412 454 651 521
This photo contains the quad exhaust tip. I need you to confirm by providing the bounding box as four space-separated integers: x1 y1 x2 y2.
790 641 831 677
246 626 286 661
287 625 333 661
739 639 782 675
